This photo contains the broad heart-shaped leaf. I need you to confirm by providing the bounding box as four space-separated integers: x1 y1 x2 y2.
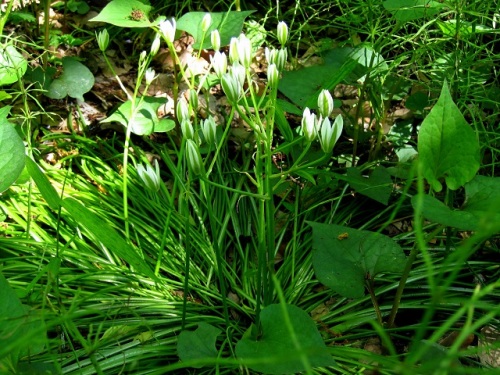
418 81 480 192
0 271 46 363
101 97 168 135
308 222 406 299
346 166 392 205
89 0 155 28
279 47 383 109
0 45 28 85
46 57 94 102
383 0 444 22
411 194 480 231
0 109 25 193
177 11 254 50
236 304 334 374
177 323 221 368
463 175 500 231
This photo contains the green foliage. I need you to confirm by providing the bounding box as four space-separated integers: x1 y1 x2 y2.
1 0 500 373
309 222 406 299
102 97 175 135
0 107 25 193
0 44 27 86
0 271 46 371
90 0 158 28
46 57 95 102
177 11 254 49
383 0 444 22
235 304 335 374
177 323 221 367
346 166 393 205
413 175 500 230
418 81 480 192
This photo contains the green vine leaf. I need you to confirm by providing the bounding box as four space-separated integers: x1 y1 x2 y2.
90 0 156 28
418 81 480 191
236 304 334 374
46 57 94 102
177 11 254 50
102 97 170 136
308 222 406 299
177 323 221 368
346 166 392 205
0 107 25 193
0 45 27 86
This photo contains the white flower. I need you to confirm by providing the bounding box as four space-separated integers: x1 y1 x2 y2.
229 63 246 86
145 68 156 85
159 18 176 43
137 160 161 192
319 115 343 153
221 73 242 104
211 51 227 78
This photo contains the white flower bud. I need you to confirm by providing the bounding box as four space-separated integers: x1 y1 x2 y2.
186 139 204 175
267 63 279 88
317 89 334 118
275 48 287 71
180 119 194 139
96 29 110 52
277 21 288 46
159 18 176 43
150 34 161 56
201 13 212 33
211 29 220 51
201 116 217 145
189 89 198 112
145 68 156 85
301 107 319 142
237 33 252 68
176 98 190 124
229 37 239 64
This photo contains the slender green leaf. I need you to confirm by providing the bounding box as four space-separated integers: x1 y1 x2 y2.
61 197 157 281
25 158 61 211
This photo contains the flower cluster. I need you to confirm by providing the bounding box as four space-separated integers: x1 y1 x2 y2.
301 90 343 153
